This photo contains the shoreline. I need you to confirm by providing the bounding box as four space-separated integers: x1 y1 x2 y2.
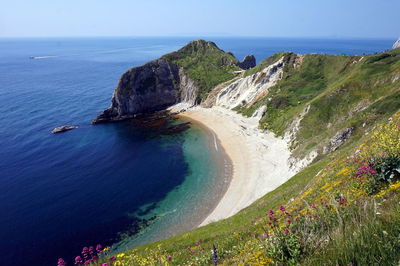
178 106 295 226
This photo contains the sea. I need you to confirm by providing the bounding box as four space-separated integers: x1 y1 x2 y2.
0 37 394 266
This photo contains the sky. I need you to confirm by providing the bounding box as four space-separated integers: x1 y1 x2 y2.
0 0 399 39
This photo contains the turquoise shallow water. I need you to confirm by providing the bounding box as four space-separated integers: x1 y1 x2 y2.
0 37 394 265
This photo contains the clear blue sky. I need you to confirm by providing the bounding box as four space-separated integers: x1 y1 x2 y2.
1 0 399 38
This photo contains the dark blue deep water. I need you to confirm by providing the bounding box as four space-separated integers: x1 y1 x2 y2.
0 37 394 266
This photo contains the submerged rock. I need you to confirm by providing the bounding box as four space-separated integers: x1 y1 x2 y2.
51 125 78 134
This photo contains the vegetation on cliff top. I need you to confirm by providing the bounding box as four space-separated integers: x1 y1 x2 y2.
162 40 241 100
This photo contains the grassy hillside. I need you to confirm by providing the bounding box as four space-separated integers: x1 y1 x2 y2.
236 49 400 159
162 40 241 100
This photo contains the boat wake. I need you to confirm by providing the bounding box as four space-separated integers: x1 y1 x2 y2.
29 55 58 59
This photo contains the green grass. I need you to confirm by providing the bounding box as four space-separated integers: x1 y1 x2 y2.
162 40 241 100
302 191 400 266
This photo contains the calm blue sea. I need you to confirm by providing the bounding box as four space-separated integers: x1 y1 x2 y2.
0 37 394 266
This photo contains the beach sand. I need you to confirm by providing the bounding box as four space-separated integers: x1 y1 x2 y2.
177 106 296 226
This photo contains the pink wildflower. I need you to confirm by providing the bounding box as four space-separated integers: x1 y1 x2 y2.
74 256 83 265
279 205 286 211
339 197 346 205
96 244 103 253
57 258 66 266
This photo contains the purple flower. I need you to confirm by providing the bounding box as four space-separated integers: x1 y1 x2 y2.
287 219 292 224
268 209 274 215
109 256 116 261
311 203 316 209
279 205 286 211
167 255 172 261
101 264 109 266
283 229 290 235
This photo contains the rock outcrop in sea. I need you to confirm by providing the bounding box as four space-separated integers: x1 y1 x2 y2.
236 55 256 69
52 125 78 133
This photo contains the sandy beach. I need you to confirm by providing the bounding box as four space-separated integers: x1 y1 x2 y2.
177 106 296 226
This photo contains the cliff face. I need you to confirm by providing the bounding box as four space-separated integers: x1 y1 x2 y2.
216 57 284 109
393 38 400 49
93 59 182 123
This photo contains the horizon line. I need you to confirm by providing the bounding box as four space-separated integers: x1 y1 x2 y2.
0 35 397 40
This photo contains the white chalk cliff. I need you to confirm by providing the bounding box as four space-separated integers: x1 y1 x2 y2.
215 57 284 109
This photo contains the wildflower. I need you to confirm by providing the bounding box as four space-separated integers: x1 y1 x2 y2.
195 242 200 246
89 246 95 255
57 258 66 266
110 256 116 261
116 253 125 258
101 264 109 266
279 205 286 211
74 256 83 265
287 219 292 224
82 247 89 258
283 229 290 235
267 209 274 215
96 244 103 253
311 203 316 208
262 233 269 238
167 255 172 261
338 197 346 205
